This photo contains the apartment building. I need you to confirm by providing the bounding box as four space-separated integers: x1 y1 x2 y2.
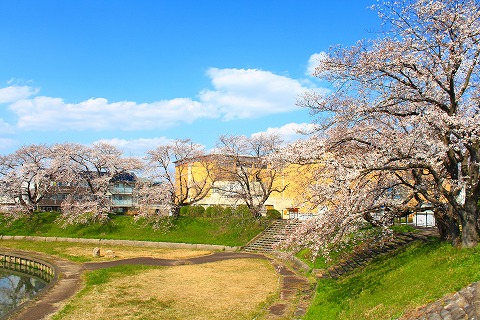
37 172 137 213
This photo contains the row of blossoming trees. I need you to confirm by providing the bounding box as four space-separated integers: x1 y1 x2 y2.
0 134 286 225
0 142 143 224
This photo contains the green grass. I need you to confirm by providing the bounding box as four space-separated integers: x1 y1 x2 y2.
0 212 270 246
304 239 480 320
84 264 157 286
6 211 478 319
296 225 399 271
389 224 418 233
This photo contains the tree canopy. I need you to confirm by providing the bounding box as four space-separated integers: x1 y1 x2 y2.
281 0 480 256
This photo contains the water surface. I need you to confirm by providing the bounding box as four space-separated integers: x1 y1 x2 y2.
0 268 48 318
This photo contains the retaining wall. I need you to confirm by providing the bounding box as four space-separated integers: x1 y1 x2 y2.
0 252 56 283
0 235 240 252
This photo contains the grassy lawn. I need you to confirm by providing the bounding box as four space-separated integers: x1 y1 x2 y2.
0 212 270 246
304 239 480 320
295 224 419 271
0 211 282 318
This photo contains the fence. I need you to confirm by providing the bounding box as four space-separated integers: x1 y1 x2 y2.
0 253 56 283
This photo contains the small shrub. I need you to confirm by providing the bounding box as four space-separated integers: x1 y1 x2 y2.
232 205 252 218
179 206 189 216
222 206 233 216
205 205 225 217
182 205 205 217
266 209 281 219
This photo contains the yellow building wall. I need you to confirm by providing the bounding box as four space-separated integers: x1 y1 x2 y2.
267 163 321 218
175 160 216 203
175 156 322 219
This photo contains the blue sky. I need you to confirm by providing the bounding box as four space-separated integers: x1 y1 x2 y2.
0 0 380 156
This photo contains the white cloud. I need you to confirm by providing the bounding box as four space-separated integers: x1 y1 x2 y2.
306 52 327 76
200 68 313 120
9 96 215 131
3 67 326 131
0 85 38 103
93 137 174 156
252 122 317 143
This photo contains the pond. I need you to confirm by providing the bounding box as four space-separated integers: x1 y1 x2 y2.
0 268 49 318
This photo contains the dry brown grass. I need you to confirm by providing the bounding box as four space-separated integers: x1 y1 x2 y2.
64 245 212 260
0 240 211 261
55 259 279 320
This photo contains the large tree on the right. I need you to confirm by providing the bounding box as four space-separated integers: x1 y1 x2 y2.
300 0 480 248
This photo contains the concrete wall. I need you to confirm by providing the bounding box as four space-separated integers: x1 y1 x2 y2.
0 235 240 252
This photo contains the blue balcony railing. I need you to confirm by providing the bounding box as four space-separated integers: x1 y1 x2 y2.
111 199 133 206
110 187 134 194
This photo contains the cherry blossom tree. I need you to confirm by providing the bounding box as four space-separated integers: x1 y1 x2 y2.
0 144 59 217
215 133 286 218
51 142 143 224
282 0 480 256
131 180 174 229
143 139 214 218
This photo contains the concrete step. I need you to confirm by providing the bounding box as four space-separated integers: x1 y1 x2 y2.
325 231 433 279
242 220 302 253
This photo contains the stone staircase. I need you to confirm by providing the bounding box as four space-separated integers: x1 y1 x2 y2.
242 220 315 318
242 220 301 253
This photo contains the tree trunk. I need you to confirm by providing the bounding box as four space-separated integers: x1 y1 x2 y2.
247 204 263 219
171 205 181 219
435 206 460 246
250 209 262 219
459 197 478 248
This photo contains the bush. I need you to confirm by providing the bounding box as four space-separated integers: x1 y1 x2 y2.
232 205 252 218
266 209 281 219
223 206 233 216
189 206 206 217
179 206 206 217
179 206 189 216
205 205 225 217
177 204 272 220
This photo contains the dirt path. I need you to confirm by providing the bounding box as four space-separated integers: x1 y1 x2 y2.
6 253 85 320
84 251 266 270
